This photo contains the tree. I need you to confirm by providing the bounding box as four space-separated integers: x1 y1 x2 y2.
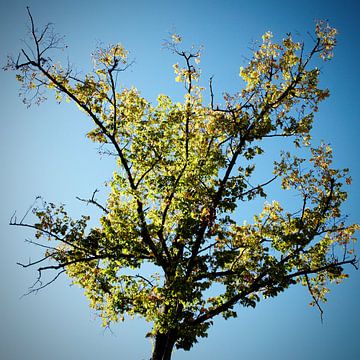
4 8 358 360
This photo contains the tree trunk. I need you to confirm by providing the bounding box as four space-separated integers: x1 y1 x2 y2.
151 330 177 360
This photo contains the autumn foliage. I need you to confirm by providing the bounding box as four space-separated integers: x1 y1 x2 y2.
5 9 358 360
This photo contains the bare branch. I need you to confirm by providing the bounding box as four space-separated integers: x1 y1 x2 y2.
17 252 54 268
237 175 277 200
76 189 109 214
305 274 324 322
286 257 358 279
22 269 66 297
24 238 57 250
9 220 84 251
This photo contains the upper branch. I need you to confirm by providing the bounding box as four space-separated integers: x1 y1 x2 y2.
76 189 109 214
286 257 358 279
11 9 166 270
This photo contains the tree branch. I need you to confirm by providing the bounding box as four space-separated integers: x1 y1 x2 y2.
14 9 164 271
286 257 358 279
76 189 109 214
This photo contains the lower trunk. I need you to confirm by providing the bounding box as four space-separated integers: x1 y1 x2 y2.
151 330 177 360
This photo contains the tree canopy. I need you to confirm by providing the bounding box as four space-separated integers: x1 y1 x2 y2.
5 8 358 360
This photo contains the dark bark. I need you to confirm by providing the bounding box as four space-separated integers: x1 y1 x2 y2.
151 331 177 360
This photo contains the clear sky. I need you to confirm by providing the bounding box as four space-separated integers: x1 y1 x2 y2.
1 0 359 359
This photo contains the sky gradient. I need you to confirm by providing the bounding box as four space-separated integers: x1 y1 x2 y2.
1 0 359 359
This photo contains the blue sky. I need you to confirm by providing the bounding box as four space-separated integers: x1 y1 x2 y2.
1 0 359 359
